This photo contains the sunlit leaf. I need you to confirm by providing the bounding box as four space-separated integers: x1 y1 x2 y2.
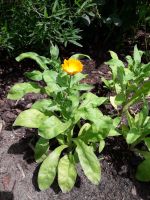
13 109 46 128
7 82 41 100
74 139 101 185
39 116 71 139
38 145 67 190
58 154 77 193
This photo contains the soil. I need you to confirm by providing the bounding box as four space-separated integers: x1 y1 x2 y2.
0 58 150 200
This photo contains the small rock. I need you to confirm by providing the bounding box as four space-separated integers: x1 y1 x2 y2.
131 186 137 196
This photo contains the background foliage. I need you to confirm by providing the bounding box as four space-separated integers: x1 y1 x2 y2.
0 0 149 57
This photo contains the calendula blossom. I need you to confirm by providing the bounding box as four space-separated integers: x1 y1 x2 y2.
62 59 83 75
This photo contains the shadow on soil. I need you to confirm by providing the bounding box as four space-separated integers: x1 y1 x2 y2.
103 137 150 200
6 132 150 199
7 135 36 164
0 191 14 200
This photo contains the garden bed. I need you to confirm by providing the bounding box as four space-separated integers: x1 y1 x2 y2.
0 59 150 200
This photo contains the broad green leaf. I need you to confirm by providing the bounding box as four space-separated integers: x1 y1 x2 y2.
73 84 93 91
58 154 77 193
99 140 105 153
70 54 91 60
38 145 67 190
126 55 133 68
80 92 107 108
70 73 87 87
133 45 143 64
32 99 60 113
16 52 48 70
79 116 113 142
38 116 71 139
109 51 118 60
13 109 46 128
126 128 141 144
24 70 42 81
35 137 49 163
108 129 120 137
115 93 126 105
74 107 103 124
43 70 58 86
74 139 101 185
144 138 150 151
113 117 121 127
7 82 41 100
136 159 150 182
50 44 59 59
124 68 135 81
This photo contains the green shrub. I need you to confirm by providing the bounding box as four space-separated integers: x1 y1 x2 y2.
0 0 99 55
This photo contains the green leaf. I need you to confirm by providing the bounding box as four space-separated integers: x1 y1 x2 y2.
24 70 42 81
101 77 112 88
70 53 91 60
74 139 101 185
39 116 71 139
79 116 113 142
70 73 87 87
74 107 103 124
80 92 107 108
35 137 49 163
136 159 150 182
133 45 143 64
50 44 59 59
124 81 150 111
13 109 46 128
43 70 58 86
78 123 91 136
135 100 149 127
126 128 141 144
108 129 120 137
58 154 77 193
32 99 60 113
115 93 126 105
38 145 67 190
99 140 105 153
144 138 150 151
16 52 48 70
109 51 118 60
7 82 41 100
73 84 93 91
126 111 135 128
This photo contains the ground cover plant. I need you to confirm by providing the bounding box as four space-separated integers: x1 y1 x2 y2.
7 45 150 193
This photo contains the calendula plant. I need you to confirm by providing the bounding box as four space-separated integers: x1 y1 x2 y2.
121 99 150 182
7 47 118 192
102 45 150 182
102 45 150 112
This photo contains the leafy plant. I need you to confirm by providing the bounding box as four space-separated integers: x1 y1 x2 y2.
102 45 150 182
0 0 99 54
102 45 150 111
8 49 118 192
122 100 150 182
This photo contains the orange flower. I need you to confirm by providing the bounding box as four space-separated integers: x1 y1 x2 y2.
62 59 83 75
